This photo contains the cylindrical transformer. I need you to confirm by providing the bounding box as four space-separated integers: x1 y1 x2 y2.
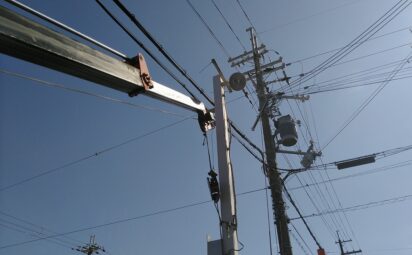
276 115 298 147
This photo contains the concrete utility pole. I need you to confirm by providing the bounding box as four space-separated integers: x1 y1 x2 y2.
246 27 293 255
336 232 362 255
212 75 239 255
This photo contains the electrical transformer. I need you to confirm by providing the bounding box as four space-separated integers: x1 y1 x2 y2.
276 115 298 147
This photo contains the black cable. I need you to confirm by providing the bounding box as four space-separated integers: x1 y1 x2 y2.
300 58 411 93
290 222 314 255
0 222 75 250
234 0 254 28
286 25 412 65
101 0 265 170
111 0 216 105
284 42 411 93
0 187 267 250
290 193 412 220
0 218 77 249
282 184 323 249
95 0 198 100
0 117 192 192
321 52 412 150
211 0 247 51
295 0 408 84
0 68 189 118
290 0 411 87
3 0 127 60
185 0 231 58
0 211 85 246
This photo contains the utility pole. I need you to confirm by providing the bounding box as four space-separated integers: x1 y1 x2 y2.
229 27 294 255
248 27 293 255
73 235 106 255
336 232 362 255
209 75 239 255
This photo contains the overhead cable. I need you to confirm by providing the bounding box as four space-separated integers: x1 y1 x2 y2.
112 0 220 104
321 52 412 150
286 25 412 65
210 0 247 51
290 0 412 87
0 117 192 192
95 0 199 100
185 0 231 58
282 184 323 249
290 193 412 220
0 69 188 118
0 187 267 250
101 0 264 164
3 0 127 59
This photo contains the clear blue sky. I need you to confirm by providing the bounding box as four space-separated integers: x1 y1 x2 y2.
1 0 412 254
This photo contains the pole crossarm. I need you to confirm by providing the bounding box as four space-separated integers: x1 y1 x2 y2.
0 6 214 131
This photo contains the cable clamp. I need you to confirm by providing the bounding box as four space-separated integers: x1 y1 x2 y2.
126 53 153 97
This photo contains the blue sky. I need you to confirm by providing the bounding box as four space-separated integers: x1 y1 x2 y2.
1 0 412 254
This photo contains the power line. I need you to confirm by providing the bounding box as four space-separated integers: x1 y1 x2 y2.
0 117 192 192
290 193 412 220
0 69 189 118
111 0 223 104
234 0 255 29
0 222 75 250
286 25 412 65
0 218 78 249
289 160 412 191
99 0 265 167
94 0 199 100
0 187 267 250
210 0 247 51
3 0 127 59
290 0 412 87
299 58 411 94
259 0 365 34
0 211 84 247
185 0 231 58
290 222 314 255
321 51 412 150
285 41 412 92
283 183 323 249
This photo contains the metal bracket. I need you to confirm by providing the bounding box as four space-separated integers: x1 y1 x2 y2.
198 110 216 133
126 53 154 97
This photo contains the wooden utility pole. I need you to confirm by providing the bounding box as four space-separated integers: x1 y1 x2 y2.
237 27 293 255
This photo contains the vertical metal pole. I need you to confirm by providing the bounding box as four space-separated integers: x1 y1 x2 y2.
248 27 293 255
213 75 239 255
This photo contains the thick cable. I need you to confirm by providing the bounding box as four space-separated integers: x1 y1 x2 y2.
282 184 323 249
112 0 216 105
95 0 199 100
3 0 127 59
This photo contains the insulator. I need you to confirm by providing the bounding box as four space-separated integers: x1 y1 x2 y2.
301 151 315 169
